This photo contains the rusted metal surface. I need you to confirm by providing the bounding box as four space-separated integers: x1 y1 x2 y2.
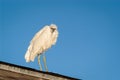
0 61 80 80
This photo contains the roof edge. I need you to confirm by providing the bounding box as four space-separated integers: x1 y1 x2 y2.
0 61 80 80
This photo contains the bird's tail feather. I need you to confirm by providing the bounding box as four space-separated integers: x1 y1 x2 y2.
25 50 30 62
25 45 32 62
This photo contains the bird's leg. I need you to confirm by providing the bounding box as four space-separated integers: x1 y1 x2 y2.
43 53 48 72
38 54 42 71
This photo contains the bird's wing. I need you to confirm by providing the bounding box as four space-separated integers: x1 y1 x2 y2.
25 25 58 62
28 26 51 61
25 26 49 62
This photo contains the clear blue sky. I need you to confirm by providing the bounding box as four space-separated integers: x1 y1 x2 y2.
0 0 120 80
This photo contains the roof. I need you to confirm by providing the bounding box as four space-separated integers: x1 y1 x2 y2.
0 61 80 80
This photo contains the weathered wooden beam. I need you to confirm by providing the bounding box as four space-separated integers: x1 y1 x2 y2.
0 61 80 80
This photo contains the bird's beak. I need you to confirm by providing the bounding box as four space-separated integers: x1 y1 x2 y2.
52 28 56 31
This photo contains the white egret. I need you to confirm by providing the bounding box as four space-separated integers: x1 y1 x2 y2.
25 24 58 71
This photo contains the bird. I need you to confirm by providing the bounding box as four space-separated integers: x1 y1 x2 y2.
25 24 58 71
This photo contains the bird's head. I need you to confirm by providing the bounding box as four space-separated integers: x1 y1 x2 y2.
50 24 57 32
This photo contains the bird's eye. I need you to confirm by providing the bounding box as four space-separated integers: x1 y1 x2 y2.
51 28 56 33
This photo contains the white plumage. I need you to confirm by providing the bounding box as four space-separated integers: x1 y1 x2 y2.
25 24 58 71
